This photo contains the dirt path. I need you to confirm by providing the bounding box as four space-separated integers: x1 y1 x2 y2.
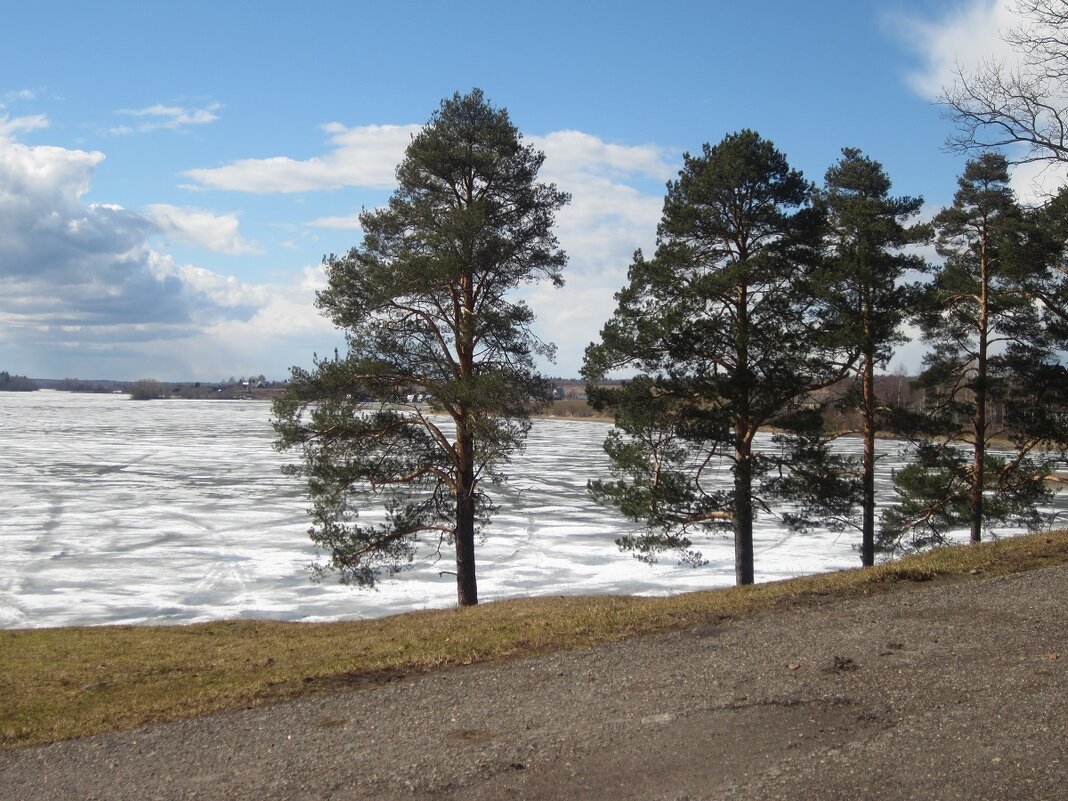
3 564 1066 800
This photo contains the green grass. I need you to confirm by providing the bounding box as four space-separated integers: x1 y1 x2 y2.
4 530 1068 750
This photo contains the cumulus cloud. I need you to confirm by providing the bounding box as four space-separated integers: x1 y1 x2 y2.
535 134 669 270
0 130 262 356
144 204 262 254
895 0 1068 202
513 133 675 373
110 102 222 135
146 251 269 309
184 123 420 192
532 130 671 272
1008 159 1068 204
533 130 675 182
897 0 1017 99
119 264 340 381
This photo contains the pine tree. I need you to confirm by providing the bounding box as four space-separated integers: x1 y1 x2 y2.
583 131 856 586
817 148 928 566
881 153 1062 550
272 90 568 605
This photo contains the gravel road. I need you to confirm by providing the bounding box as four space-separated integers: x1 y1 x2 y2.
2 564 1066 800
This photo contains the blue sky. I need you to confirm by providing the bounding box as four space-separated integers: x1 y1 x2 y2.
0 0 1043 381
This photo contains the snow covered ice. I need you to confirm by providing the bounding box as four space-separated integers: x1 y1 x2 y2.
1 391 1054 629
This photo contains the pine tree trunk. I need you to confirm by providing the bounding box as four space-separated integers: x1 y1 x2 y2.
971 251 989 545
734 439 755 586
861 348 877 567
974 360 986 551
970 362 987 544
454 267 479 606
455 423 478 606
733 282 755 586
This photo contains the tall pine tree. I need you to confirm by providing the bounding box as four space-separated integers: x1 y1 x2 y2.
882 153 1062 550
272 90 568 605
817 148 928 566
583 131 856 586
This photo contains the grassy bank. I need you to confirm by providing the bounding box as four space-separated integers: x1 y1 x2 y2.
5 530 1068 750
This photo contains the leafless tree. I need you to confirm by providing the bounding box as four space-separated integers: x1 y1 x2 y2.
942 0 1068 166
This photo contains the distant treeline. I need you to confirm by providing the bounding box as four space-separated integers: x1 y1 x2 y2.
126 378 287 400
0 371 38 392
0 374 288 399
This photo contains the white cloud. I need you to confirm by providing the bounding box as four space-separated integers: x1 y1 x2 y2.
306 213 362 230
0 113 48 138
0 127 357 380
516 134 676 374
532 130 674 182
0 134 108 225
0 129 262 357
524 268 634 377
531 130 670 280
146 251 270 307
535 133 670 278
144 203 263 254
897 0 1017 100
184 123 419 192
896 0 1068 202
1009 159 1068 204
110 102 222 134
130 267 341 380
299 263 329 293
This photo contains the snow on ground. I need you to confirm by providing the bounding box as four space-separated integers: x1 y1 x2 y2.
0 391 1057 629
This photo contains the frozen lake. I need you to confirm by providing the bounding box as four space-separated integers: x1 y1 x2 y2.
0 391 1054 629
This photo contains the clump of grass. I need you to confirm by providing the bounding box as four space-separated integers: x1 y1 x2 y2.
4 530 1068 749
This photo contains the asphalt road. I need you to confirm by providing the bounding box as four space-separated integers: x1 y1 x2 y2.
2 564 1066 800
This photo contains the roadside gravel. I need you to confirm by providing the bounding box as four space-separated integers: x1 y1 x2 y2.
2 564 1066 800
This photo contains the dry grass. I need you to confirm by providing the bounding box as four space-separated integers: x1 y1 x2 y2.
4 530 1068 750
